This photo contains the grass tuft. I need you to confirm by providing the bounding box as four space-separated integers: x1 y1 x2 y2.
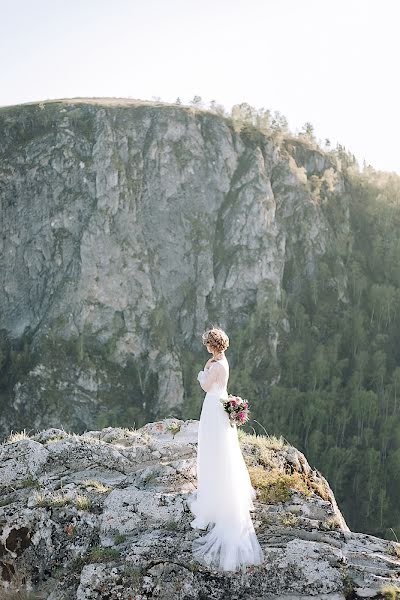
165 519 179 531
86 546 120 563
279 512 300 527
322 516 342 530
32 491 92 510
44 435 67 444
6 430 32 444
123 564 143 583
81 479 111 494
143 469 158 485
75 494 92 510
388 542 400 559
238 429 288 451
248 465 311 503
380 585 400 599
19 476 41 489
166 422 181 437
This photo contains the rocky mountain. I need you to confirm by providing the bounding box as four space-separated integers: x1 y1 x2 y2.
0 98 350 440
1 418 400 599
3 97 400 543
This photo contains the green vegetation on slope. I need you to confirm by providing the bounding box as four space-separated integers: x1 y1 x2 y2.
235 160 400 540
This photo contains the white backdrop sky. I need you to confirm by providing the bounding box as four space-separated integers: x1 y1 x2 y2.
1 0 399 173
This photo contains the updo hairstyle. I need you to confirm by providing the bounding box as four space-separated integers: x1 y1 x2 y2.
201 327 229 353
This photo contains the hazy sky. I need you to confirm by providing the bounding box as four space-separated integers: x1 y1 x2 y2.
1 0 399 173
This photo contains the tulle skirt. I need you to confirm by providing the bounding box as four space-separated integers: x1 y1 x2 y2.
187 388 264 572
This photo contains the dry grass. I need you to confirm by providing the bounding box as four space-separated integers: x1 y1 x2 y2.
238 428 288 451
71 432 103 445
248 465 311 504
75 494 92 510
279 512 301 527
43 434 70 444
238 429 330 502
33 491 69 507
97 427 142 444
81 479 111 494
307 476 331 502
139 430 153 444
5 430 32 444
32 490 91 510
257 446 278 469
380 584 400 599
119 426 140 437
389 542 400 559
322 516 342 530
238 428 330 503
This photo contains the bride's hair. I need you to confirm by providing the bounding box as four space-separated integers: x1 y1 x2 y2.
201 327 229 353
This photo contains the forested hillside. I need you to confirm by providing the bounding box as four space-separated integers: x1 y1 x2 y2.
1 97 399 542
230 155 400 541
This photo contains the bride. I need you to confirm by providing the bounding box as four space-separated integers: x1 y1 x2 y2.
187 327 264 572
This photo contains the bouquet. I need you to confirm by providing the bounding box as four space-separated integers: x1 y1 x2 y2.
220 394 250 428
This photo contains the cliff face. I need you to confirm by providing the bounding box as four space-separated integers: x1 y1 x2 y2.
1 419 399 599
0 99 350 437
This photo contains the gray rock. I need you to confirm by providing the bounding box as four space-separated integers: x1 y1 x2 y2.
0 99 350 438
1 417 399 599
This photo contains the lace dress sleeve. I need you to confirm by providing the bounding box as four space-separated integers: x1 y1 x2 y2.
197 362 225 392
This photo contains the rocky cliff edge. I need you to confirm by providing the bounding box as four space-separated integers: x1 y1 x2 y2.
1 418 400 599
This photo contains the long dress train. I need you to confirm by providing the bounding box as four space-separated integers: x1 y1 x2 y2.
187 356 264 572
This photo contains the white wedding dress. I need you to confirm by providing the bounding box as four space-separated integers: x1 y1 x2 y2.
187 355 264 572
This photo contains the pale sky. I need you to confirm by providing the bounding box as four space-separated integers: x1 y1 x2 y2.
1 0 399 173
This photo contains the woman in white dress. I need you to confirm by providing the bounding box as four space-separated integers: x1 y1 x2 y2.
188 327 264 572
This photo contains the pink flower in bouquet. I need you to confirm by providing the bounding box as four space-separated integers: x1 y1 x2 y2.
221 394 251 427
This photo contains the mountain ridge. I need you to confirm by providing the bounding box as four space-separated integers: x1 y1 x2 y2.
2 97 400 543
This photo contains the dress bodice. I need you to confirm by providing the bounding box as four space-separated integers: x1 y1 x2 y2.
197 357 229 397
